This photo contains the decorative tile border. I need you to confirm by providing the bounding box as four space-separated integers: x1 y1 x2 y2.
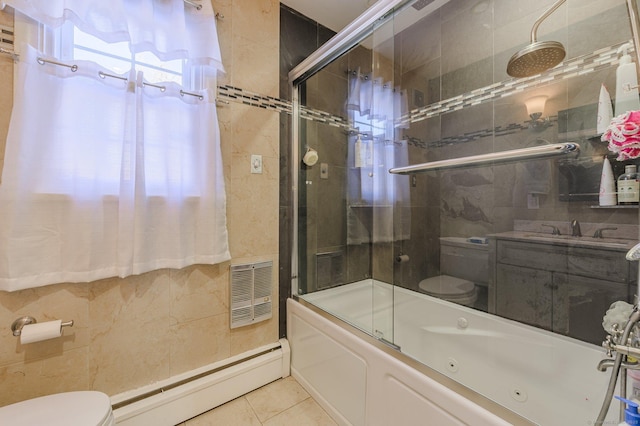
217 40 627 148
216 84 352 129
405 116 559 149
216 85 291 113
405 40 629 126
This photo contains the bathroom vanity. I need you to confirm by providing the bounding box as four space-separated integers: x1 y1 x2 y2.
488 231 637 345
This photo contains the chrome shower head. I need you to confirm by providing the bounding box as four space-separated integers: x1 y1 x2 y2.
506 0 567 78
627 242 640 261
507 41 566 78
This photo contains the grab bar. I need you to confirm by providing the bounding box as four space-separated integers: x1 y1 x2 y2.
388 142 580 175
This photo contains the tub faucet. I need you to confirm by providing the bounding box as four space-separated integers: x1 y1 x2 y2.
571 219 582 237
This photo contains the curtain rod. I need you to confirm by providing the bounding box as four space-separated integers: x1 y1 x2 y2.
37 57 204 100
388 142 580 175
183 0 202 11
1 46 18 61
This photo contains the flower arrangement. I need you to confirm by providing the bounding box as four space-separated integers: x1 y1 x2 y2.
602 110 640 160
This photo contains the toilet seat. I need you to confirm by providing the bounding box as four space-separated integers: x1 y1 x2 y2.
419 275 477 305
0 391 114 426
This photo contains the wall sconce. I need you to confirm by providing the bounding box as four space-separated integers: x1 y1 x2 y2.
525 95 551 130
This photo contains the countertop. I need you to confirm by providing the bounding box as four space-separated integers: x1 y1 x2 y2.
488 231 635 252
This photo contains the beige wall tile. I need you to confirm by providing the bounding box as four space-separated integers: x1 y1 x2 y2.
88 271 173 394
169 313 230 375
230 105 280 158
0 347 89 406
170 264 229 325
231 0 279 51
231 33 279 97
227 153 279 258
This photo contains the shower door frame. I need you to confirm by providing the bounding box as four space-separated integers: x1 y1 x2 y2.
289 0 411 298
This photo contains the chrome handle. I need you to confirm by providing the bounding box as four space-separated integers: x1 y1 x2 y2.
389 143 579 175
542 224 561 235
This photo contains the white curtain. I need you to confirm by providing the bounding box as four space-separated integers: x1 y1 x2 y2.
0 0 230 291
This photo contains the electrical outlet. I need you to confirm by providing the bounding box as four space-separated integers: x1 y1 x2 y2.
251 154 262 174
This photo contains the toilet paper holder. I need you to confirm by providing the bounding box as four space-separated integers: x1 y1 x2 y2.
11 316 74 337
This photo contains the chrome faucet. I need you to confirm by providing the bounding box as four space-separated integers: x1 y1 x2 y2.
541 224 561 235
593 227 618 239
570 219 582 237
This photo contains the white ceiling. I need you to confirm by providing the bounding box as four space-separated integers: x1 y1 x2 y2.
280 0 377 33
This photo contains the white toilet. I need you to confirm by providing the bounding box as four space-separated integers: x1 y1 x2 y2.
0 391 115 426
418 237 489 306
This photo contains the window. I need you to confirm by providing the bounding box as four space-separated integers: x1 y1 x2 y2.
27 20 207 197
63 23 185 86
0 0 230 291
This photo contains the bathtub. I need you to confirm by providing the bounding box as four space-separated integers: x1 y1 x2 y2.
292 279 618 425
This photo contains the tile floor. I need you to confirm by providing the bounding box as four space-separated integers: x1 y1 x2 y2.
177 376 338 426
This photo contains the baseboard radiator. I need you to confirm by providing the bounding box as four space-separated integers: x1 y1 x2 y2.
111 339 290 426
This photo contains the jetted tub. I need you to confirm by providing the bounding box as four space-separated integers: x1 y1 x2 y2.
296 279 617 425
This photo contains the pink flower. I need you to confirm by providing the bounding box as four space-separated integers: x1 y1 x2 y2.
602 110 640 160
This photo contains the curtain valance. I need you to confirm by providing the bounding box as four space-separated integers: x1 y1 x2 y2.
4 0 224 70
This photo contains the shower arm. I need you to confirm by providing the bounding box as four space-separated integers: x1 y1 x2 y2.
529 0 566 44
388 142 579 175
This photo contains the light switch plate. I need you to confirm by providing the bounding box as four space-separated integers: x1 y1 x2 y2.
251 154 262 174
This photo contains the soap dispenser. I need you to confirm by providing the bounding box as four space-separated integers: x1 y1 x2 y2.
618 164 640 205
615 42 640 116
615 396 640 425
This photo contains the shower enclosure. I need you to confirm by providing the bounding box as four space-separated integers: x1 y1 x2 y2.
290 0 640 424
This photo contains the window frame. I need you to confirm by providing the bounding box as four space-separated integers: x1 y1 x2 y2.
57 22 189 87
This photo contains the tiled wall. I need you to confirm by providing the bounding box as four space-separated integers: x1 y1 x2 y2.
0 0 280 406
393 0 639 288
278 5 336 332
289 0 640 295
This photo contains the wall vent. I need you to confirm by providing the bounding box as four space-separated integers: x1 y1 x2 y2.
0 25 14 50
316 251 344 290
230 261 272 328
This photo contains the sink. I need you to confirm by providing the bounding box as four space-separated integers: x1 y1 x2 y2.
493 231 633 250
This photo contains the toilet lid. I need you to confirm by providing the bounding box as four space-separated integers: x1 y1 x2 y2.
419 275 476 297
0 391 113 426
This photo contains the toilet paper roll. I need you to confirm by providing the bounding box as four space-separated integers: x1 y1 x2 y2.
395 254 410 263
20 320 62 344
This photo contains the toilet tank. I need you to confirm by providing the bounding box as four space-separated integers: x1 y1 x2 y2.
440 237 489 285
